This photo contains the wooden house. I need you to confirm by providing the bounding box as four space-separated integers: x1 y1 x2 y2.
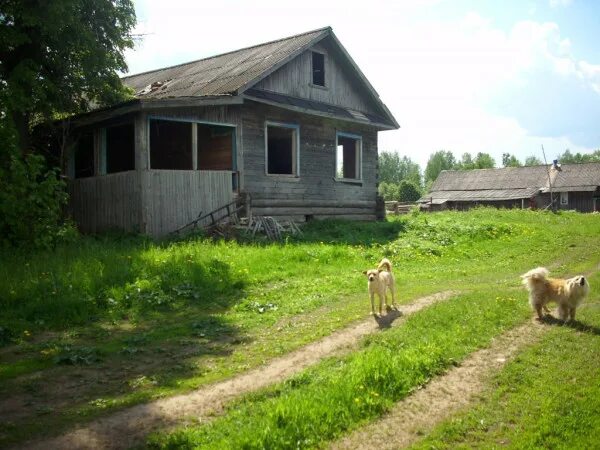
419 162 600 212
66 27 399 236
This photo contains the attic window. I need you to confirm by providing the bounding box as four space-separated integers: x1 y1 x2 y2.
312 51 325 87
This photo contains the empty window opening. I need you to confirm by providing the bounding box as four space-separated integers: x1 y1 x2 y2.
197 124 234 170
266 124 298 175
150 119 193 170
74 132 94 178
312 51 325 87
336 134 361 180
106 123 135 173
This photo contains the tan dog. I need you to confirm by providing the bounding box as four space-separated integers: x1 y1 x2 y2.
521 267 590 321
363 258 398 316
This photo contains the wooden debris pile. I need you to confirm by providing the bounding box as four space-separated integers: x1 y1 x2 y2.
247 216 302 241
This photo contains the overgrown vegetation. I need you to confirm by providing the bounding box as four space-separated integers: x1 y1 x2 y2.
0 209 598 447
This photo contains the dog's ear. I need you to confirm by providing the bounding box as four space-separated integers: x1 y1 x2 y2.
377 269 383 273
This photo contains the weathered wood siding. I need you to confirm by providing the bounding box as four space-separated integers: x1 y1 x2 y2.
254 41 381 116
241 101 378 221
142 170 232 237
69 171 141 233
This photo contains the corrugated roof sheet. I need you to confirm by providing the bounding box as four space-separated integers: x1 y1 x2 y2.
122 28 329 99
420 188 540 203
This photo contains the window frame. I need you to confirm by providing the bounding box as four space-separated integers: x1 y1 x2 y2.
335 131 363 183
264 121 300 177
310 50 327 89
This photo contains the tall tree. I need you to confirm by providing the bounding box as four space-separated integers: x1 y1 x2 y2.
0 0 136 154
424 150 457 183
378 151 422 186
458 152 475 170
502 153 522 167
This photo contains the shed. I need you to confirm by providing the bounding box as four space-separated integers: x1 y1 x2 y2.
419 163 600 212
66 27 399 236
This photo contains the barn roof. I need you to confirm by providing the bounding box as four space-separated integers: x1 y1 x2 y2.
420 163 600 204
119 27 398 129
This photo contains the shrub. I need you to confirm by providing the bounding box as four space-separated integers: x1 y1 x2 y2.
0 122 71 249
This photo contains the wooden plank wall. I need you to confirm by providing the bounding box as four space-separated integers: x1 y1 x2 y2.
69 171 141 234
254 41 380 116
142 170 233 237
241 102 378 221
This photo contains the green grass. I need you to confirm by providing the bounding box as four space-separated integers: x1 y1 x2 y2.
0 208 598 446
148 290 531 449
410 271 600 450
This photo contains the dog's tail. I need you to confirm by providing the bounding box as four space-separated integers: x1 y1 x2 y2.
378 258 392 272
521 267 549 290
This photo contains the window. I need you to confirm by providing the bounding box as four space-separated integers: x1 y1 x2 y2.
335 133 362 180
74 132 94 178
266 122 299 176
106 123 135 173
560 191 568 205
197 124 234 170
150 119 193 170
312 51 325 87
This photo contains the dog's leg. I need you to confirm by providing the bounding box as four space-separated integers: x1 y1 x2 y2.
377 293 383 316
557 304 569 322
370 291 376 316
568 306 576 321
390 283 398 310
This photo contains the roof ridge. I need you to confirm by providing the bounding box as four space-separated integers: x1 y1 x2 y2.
122 26 331 80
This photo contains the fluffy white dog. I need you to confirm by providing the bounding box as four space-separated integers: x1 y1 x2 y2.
521 267 590 321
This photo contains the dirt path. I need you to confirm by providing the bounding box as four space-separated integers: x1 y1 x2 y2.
329 317 549 450
20 291 456 450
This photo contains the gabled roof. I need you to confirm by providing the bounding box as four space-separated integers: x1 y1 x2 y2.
120 27 398 129
122 27 330 99
420 163 600 204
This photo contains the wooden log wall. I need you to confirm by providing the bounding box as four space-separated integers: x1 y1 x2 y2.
241 101 379 221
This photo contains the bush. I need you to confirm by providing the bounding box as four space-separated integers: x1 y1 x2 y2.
398 180 422 202
0 131 70 249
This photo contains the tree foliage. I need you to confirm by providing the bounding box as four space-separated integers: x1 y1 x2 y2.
0 0 136 153
556 149 600 164
0 1 136 247
424 150 457 183
378 151 422 186
524 155 543 166
502 153 522 167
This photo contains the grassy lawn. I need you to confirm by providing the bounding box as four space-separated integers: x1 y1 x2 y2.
0 208 598 446
410 270 600 450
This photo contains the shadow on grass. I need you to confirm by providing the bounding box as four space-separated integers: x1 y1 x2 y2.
373 308 403 329
540 315 600 336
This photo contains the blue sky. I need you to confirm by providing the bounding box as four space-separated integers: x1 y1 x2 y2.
126 0 600 169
